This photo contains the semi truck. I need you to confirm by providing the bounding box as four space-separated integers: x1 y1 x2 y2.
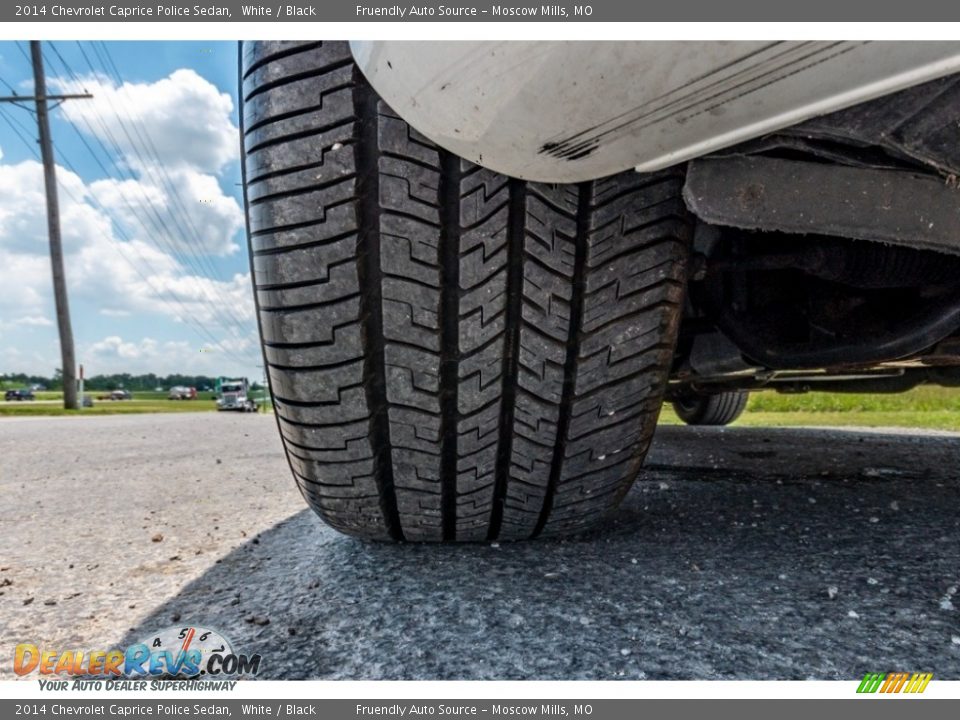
216 378 258 412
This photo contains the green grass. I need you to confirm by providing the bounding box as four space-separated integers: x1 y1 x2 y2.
659 385 960 432
0 397 217 416
4 385 956 430
744 385 960 413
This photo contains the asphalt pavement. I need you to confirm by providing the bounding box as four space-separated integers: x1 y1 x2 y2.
1 413 958 679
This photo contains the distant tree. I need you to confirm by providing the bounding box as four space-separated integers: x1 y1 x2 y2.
1 372 57 389
2 370 222 392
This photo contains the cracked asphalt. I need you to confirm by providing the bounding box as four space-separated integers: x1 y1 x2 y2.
1 413 958 680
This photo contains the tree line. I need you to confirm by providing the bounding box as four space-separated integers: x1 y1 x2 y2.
0 371 257 391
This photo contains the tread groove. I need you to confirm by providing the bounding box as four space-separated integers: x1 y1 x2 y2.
244 58 355 102
244 115 358 154
487 180 525 541
242 41 324 79
356 71 403 541
532 183 589 538
439 151 462 542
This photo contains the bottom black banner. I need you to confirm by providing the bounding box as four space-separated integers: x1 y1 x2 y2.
2 699 959 720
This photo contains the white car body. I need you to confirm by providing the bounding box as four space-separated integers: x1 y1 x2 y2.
351 41 960 183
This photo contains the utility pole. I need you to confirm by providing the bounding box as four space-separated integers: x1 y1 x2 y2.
1 43 92 410
33 41 77 409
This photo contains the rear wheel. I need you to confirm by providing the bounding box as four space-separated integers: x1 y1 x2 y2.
672 391 749 426
240 41 691 541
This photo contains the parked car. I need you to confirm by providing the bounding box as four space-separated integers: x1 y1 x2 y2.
4 389 35 401
97 389 131 400
241 40 960 542
168 386 196 400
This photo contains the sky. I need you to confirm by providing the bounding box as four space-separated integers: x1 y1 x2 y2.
0 40 263 380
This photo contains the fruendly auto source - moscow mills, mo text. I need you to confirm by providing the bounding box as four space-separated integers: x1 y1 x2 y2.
354 5 592 17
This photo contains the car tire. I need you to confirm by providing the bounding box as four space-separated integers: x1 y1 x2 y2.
672 391 749 426
240 41 692 541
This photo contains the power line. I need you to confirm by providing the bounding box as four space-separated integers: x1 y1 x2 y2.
46 44 254 340
81 40 232 286
0 107 255 366
96 40 228 264
53 146 260 367
1 47 258 369
91 41 250 307
0 107 39 159
67 42 253 335
1 108 202 349
0 73 20 96
82 42 216 265
14 41 31 65
52 137 260 366
56 45 208 272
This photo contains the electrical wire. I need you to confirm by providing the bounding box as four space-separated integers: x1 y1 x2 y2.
45 43 255 341
0 73 21 96
91 40 255 335
1 103 229 354
70 41 254 334
56 146 258 367
0 106 39 159
0 51 258 366
14 41 31 65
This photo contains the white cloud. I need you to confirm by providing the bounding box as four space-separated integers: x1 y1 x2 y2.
84 332 259 377
88 167 243 257
48 68 244 258
0 158 256 374
0 158 252 317
0 251 50 318
89 335 147 359
14 316 53 327
0 344 52 378
54 69 238 175
0 66 258 377
0 314 54 346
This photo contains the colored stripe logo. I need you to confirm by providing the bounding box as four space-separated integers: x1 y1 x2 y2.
857 672 932 694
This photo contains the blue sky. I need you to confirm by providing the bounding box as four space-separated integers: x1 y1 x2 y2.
0 41 263 380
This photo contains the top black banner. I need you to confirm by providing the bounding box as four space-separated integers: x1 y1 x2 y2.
6 0 960 22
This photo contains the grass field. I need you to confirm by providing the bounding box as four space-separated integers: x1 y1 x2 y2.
660 385 960 432
1 385 956 430
0 390 273 417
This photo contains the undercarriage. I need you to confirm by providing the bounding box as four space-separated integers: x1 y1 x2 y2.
670 73 960 402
